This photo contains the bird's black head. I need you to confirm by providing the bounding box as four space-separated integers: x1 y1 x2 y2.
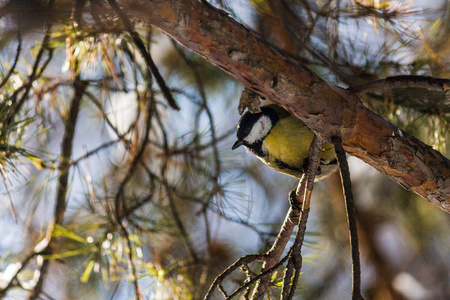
232 106 280 151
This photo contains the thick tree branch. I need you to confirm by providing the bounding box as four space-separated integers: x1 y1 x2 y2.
121 0 450 212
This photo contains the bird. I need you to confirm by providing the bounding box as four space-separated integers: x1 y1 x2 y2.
232 104 338 181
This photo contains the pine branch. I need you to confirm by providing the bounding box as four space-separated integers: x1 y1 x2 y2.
281 136 323 300
29 75 86 300
119 223 143 300
332 136 363 300
107 0 180 110
121 0 450 212
348 75 450 95
203 254 265 299
0 30 21 90
5 9 54 129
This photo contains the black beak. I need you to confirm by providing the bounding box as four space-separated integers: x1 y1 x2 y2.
231 140 243 150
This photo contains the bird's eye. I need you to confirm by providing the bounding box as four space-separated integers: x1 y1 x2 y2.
244 128 251 135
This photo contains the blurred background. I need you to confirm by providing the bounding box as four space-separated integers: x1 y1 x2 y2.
0 0 449 299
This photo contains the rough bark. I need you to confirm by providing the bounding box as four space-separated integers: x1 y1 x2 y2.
121 0 450 212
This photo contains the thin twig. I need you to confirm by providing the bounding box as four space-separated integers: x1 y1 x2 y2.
0 170 17 223
29 74 86 300
29 5 87 294
119 223 143 300
5 7 54 127
154 94 199 263
0 30 21 90
204 250 294 300
332 136 363 300
226 251 293 300
150 128 235 156
83 90 127 140
197 210 213 298
0 251 36 296
348 75 450 95
114 95 154 220
70 138 124 166
164 179 199 262
251 138 323 299
281 136 323 299
106 0 180 110
250 205 302 299
172 42 221 180
53 80 86 225
203 254 265 299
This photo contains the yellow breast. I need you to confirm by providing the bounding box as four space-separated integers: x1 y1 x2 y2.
261 117 336 178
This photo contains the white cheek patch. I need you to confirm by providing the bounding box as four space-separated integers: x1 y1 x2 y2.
244 115 272 144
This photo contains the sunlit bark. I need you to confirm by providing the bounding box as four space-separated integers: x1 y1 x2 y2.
121 0 450 212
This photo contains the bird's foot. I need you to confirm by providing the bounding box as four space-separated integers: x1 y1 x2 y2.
289 189 302 211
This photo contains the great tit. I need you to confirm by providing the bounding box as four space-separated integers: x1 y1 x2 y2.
232 104 337 180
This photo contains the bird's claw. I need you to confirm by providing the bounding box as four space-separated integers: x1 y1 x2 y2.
289 189 302 211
